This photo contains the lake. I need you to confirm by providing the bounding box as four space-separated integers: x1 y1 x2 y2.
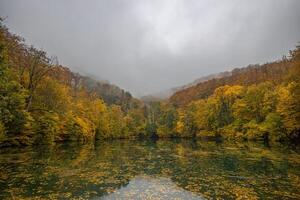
0 139 300 199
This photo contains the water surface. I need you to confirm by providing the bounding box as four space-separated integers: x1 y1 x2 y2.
0 139 300 199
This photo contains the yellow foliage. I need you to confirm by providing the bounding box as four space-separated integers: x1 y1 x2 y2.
277 82 300 136
175 110 185 134
34 77 72 113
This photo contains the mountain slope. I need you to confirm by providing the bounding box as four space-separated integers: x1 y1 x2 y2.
169 60 291 107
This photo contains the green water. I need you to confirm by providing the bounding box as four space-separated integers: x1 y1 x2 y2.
0 139 299 199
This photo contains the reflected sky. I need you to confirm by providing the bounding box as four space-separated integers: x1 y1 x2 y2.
100 175 203 200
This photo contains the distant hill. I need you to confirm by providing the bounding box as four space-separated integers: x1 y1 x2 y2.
48 66 139 111
169 60 291 107
81 76 140 111
141 71 231 102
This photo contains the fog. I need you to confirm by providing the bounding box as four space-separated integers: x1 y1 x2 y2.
1 0 300 96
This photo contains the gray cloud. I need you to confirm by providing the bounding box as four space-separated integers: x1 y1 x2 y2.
1 0 300 96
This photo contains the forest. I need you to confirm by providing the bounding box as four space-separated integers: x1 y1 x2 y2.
0 20 299 147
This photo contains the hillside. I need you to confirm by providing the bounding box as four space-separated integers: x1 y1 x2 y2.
0 22 137 111
81 76 140 111
169 60 291 107
0 20 148 147
0 18 299 146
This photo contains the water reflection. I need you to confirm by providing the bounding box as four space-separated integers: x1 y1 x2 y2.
100 175 203 200
0 139 299 199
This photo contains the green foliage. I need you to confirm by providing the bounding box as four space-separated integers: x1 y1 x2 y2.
33 112 60 144
260 113 284 141
145 121 157 138
124 108 146 138
156 104 178 137
108 105 125 138
0 33 31 138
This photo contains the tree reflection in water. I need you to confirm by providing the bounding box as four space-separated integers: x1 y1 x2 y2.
0 139 299 199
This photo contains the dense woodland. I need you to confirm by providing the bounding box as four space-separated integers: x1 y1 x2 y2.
0 20 299 147
0 21 148 146
155 47 300 142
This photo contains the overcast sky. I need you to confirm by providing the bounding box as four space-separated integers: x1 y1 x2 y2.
1 0 300 96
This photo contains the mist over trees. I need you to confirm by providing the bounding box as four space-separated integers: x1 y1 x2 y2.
0 20 299 147
0 21 148 146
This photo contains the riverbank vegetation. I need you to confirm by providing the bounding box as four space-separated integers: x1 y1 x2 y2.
0 21 148 146
149 46 300 142
0 20 299 146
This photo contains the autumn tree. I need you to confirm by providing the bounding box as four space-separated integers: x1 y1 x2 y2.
0 34 31 144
